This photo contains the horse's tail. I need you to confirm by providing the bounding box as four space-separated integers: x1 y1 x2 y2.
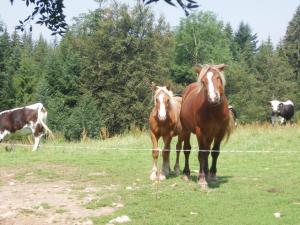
224 113 235 143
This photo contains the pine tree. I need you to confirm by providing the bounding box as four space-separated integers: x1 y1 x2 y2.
233 22 258 68
172 11 232 84
283 5 300 81
0 25 14 109
72 3 174 136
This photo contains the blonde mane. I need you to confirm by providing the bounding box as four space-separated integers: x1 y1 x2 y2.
154 86 175 106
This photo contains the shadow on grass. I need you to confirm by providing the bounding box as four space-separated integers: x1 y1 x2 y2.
189 175 232 189
166 171 231 189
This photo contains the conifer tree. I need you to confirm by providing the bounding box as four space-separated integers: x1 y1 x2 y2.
283 5 300 81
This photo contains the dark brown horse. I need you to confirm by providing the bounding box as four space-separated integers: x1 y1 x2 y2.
149 83 182 181
180 64 233 188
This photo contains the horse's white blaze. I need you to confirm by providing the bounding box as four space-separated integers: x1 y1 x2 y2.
207 72 217 101
158 93 167 120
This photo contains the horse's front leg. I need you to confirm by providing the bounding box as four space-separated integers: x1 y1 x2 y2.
150 132 160 181
210 129 226 182
174 135 183 176
197 133 212 189
182 131 191 181
160 135 172 180
210 141 221 182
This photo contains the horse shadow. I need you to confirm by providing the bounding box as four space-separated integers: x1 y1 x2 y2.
189 175 232 189
167 170 231 189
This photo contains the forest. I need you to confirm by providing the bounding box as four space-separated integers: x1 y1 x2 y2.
0 2 299 140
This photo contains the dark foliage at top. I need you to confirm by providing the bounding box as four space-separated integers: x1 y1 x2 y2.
10 0 200 35
143 0 199 15
10 0 67 35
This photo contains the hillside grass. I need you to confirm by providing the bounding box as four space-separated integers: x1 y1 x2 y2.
0 124 300 225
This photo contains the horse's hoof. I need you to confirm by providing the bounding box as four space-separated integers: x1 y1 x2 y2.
150 173 157 181
159 174 166 181
209 174 218 182
182 175 189 181
173 168 180 176
162 169 170 177
198 178 208 189
198 181 208 189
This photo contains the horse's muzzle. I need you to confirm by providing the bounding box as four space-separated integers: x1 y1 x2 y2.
208 96 221 105
158 115 167 121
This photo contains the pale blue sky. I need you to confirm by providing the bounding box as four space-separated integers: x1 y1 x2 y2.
0 0 299 45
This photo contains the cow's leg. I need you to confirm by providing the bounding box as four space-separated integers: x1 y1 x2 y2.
174 135 183 176
150 131 160 181
271 115 276 126
279 116 286 125
160 135 172 180
32 136 42 151
32 124 44 151
197 132 213 189
182 131 191 181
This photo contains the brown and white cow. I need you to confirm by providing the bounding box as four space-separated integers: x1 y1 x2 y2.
0 103 53 151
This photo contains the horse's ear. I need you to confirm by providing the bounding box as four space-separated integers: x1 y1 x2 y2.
216 64 226 71
151 82 157 92
194 64 202 74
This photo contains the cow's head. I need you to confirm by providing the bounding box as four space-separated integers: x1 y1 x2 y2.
269 100 281 114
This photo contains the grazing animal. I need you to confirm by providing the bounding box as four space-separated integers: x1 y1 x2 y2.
149 83 182 181
180 64 232 188
228 105 238 126
0 103 53 151
269 100 294 125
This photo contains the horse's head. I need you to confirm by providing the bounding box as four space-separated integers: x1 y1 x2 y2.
151 82 173 121
195 64 226 105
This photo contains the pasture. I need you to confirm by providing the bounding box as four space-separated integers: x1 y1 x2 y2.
0 125 300 225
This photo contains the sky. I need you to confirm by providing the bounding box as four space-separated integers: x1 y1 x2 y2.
0 0 299 45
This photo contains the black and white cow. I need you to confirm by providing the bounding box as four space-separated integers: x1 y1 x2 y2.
0 103 53 151
269 100 295 125
228 105 238 126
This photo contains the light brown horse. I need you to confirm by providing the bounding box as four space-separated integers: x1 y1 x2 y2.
180 64 233 188
149 83 182 181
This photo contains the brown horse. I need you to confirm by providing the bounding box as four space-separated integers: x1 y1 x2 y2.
180 64 233 188
149 83 182 181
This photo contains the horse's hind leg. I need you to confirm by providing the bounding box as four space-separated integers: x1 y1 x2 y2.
174 135 183 176
150 132 160 181
182 132 191 181
160 136 172 180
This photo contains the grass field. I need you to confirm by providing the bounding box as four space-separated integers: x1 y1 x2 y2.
0 125 300 225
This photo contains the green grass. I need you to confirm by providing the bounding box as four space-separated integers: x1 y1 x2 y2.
0 125 300 225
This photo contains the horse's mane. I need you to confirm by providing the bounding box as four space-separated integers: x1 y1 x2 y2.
154 86 175 106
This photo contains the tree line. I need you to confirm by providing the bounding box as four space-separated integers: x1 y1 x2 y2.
0 3 299 140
